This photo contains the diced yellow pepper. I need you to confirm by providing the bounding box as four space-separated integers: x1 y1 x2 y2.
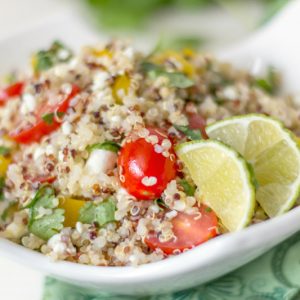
90 48 113 59
112 74 130 104
59 198 86 228
0 155 11 177
152 50 195 78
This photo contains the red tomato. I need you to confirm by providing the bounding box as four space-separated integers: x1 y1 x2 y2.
10 84 80 144
0 82 24 106
188 113 208 139
32 175 56 184
118 128 177 200
145 205 218 255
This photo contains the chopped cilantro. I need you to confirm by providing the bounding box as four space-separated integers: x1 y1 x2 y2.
154 198 168 211
141 62 195 88
0 177 5 201
179 179 196 196
42 112 65 125
29 209 64 241
87 141 121 153
34 40 73 73
254 67 280 95
205 206 212 213
174 125 202 140
0 146 10 156
79 198 116 226
27 186 65 240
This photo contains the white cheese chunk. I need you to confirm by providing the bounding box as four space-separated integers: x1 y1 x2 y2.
86 149 117 175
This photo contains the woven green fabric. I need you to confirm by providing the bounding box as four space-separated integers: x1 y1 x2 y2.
43 232 300 300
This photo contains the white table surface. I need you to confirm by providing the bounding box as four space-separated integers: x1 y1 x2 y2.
0 1 261 299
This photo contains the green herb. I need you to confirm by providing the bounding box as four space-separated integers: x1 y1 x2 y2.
174 125 202 140
42 112 65 125
0 146 10 156
1 202 17 222
254 67 280 95
87 141 121 153
79 198 116 226
205 206 212 213
179 179 196 196
0 177 5 201
29 209 65 240
154 198 168 210
34 40 73 73
27 186 65 240
141 62 195 88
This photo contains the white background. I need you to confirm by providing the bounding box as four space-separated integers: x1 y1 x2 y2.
0 1 262 299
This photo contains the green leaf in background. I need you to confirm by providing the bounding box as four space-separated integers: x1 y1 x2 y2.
87 141 121 153
79 198 116 226
174 124 202 140
85 0 289 31
86 0 170 29
141 62 194 88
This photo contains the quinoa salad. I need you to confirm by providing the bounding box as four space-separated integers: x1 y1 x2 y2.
0 40 300 267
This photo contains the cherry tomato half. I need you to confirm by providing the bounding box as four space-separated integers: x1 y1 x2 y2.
187 113 208 139
118 128 177 200
0 82 24 106
145 205 218 255
10 84 80 144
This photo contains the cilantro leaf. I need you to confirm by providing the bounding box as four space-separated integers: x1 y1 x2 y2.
87 141 121 153
141 62 195 88
0 177 5 201
154 198 168 211
29 209 65 241
179 179 196 196
79 198 116 226
42 112 65 125
174 125 202 140
0 146 10 156
42 113 55 125
27 186 64 240
34 40 73 73
254 67 280 95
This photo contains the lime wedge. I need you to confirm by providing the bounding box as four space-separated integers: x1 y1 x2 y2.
176 140 255 232
207 114 300 217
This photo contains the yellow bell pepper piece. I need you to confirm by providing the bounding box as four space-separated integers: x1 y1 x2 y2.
112 74 130 104
59 198 86 228
90 48 113 59
152 50 195 78
0 155 11 177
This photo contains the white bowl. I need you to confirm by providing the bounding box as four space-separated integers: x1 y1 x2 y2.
1 4 300 295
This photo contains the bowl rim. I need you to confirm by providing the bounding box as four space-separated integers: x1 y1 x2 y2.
1 205 300 284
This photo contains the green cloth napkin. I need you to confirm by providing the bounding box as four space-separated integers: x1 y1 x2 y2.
43 232 300 300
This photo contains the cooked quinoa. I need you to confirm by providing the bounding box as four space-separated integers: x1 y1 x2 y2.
0 40 299 266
